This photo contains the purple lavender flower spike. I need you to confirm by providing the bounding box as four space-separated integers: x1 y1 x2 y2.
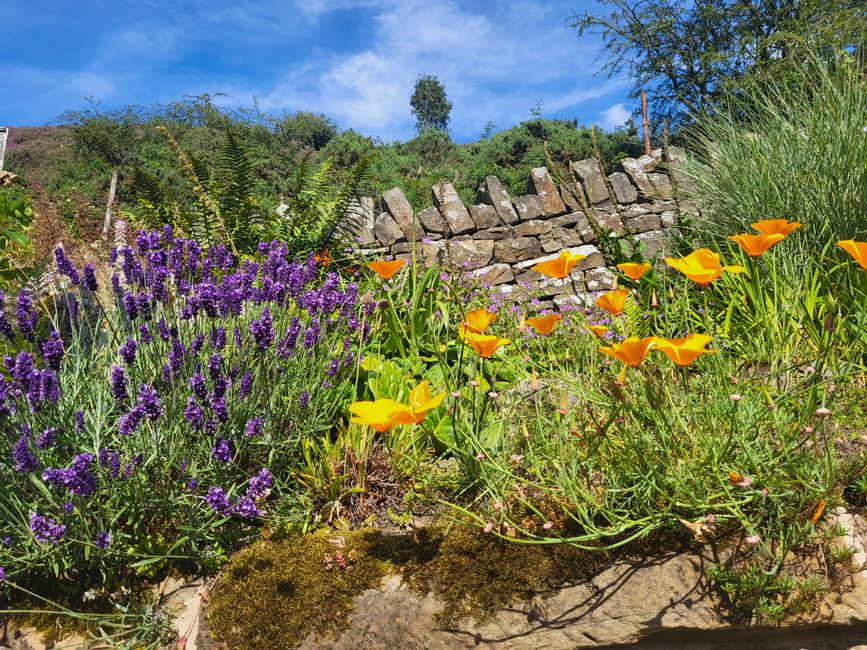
246 468 272 499
211 438 233 463
29 512 66 545
231 496 261 521
35 427 56 449
205 486 230 514
16 290 38 340
12 437 38 473
42 331 64 371
75 410 85 433
54 246 80 285
82 263 98 291
42 453 96 498
109 365 128 402
94 531 111 549
244 416 263 438
119 336 138 365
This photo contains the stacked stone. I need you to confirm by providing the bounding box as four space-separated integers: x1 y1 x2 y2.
361 148 689 306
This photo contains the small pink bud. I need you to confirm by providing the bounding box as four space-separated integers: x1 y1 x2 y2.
469 380 479 387
482 522 495 534
737 475 752 488
706 513 716 524
542 521 554 531
556 408 568 415
745 535 760 545
815 407 832 416
761 488 769 497
493 502 504 510
802 426 814 434
730 394 742 402
488 391 499 399
766 403 776 410
451 391 461 398
475 452 485 460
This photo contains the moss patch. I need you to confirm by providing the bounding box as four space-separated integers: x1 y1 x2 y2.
206 521 643 648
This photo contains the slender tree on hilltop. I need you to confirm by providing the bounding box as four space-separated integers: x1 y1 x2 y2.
410 74 453 133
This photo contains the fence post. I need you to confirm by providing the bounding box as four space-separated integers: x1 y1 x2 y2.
0 127 8 172
640 92 651 156
102 170 119 235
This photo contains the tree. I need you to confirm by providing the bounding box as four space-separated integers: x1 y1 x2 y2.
570 0 866 128
409 75 453 133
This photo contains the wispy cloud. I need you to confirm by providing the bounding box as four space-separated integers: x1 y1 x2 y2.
598 102 633 129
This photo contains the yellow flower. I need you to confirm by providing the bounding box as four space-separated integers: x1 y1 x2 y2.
531 250 585 280
811 498 826 524
595 289 629 316
367 259 406 280
653 333 715 367
587 325 609 337
617 262 651 281
461 331 510 358
598 336 656 367
461 308 497 334
728 233 785 257
525 313 561 336
751 219 801 237
407 381 445 423
837 240 867 270
665 249 745 286
348 399 416 432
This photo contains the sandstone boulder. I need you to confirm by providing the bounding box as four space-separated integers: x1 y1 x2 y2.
432 182 474 235
528 167 566 216
571 159 609 204
476 176 520 225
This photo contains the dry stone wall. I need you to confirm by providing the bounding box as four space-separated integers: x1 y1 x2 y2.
349 147 693 308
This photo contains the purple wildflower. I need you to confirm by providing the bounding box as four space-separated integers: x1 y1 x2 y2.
299 391 309 408
41 332 64 371
212 396 229 422
109 365 128 402
246 468 272 499
189 373 208 401
15 291 38 340
62 501 74 513
42 453 96 498
211 438 233 463
119 336 138 365
94 531 111 549
207 354 222 380
54 246 80 285
118 406 145 435
75 410 85 433
183 396 204 430
136 384 162 420
249 307 274 351
244 416 263 438
239 371 252 399
82 262 98 291
12 437 38 473
0 567 5 582
138 324 152 344
35 427 56 449
231 496 261 521
205 486 230 514
29 512 66 545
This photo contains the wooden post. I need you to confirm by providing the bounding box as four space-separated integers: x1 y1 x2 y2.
0 127 8 172
102 170 119 235
641 91 651 156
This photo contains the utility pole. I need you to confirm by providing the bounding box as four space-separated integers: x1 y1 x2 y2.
640 91 651 156
0 127 8 172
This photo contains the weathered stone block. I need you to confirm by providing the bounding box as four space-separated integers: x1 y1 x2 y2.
473 226 512 240
559 182 586 213
417 205 447 235
465 263 515 286
660 210 678 228
590 209 625 235
447 239 494 270
647 173 674 199
374 211 405 246
528 167 566 216
392 240 446 267
646 200 677 214
476 175 520 224
619 158 655 198
637 154 658 171
571 158 609 204
608 171 638 204
513 194 544 221
381 187 419 240
632 230 670 258
432 182 474 235
468 204 502 230
586 267 617 292
551 226 584 248
493 237 542 264
625 214 662 233
514 220 553 238
551 211 584 227
340 196 376 246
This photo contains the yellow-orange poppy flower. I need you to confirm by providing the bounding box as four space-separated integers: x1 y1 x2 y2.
367 259 406 280
587 325 608 337
728 471 743 485
598 336 656 367
665 249 745 286
751 219 801 237
525 313 561 336
407 381 446 423
837 240 867 270
653 333 715 367
348 399 416 432
461 308 497 334
811 498 826 524
595 289 629 316
461 331 510 358
617 262 652 281
729 233 786 257
530 250 585 280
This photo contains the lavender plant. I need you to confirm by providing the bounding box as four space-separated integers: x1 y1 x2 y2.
0 226 367 602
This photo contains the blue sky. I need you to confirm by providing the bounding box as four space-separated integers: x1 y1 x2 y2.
0 0 633 142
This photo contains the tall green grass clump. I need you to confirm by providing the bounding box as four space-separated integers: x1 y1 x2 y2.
684 53 867 277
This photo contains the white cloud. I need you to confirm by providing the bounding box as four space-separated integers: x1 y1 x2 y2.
598 102 632 129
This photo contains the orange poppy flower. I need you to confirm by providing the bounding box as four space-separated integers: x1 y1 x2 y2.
617 262 652 281
525 313 561 336
837 240 867 270
811 498 826 524
348 399 416 432
313 248 332 267
530 250 585 280
462 308 497 334
729 233 786 257
728 471 743 485
751 219 801 237
598 336 656 367
665 249 745 286
653 333 715 367
461 331 510 358
367 259 406 280
595 289 629 316
407 381 446 424
587 325 608 337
